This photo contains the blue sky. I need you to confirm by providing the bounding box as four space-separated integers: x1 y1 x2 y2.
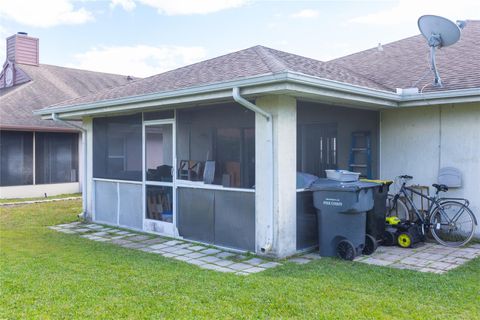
0 0 478 77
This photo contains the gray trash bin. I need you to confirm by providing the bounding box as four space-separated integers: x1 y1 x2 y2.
310 178 379 260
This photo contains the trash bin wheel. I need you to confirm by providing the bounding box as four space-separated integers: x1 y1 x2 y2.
362 234 378 255
382 230 397 246
337 239 356 261
397 232 413 248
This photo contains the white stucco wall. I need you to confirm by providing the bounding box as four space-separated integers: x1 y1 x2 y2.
380 103 480 236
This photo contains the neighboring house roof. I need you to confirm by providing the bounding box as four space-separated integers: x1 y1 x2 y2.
0 63 133 131
45 45 390 109
330 20 480 92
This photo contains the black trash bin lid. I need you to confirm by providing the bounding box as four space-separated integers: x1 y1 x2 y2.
309 178 380 192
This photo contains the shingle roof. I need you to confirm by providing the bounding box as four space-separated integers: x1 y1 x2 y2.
47 45 390 109
330 20 480 92
0 64 132 130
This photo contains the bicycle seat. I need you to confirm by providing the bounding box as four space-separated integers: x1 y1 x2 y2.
399 175 413 180
432 183 449 192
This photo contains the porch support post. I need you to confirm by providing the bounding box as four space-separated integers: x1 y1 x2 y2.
83 117 94 220
255 95 297 258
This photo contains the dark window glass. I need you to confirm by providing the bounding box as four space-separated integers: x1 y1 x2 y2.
297 123 338 177
176 105 255 189
0 131 33 186
93 114 142 181
35 132 79 184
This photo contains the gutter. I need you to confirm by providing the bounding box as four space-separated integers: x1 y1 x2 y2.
36 73 291 116
35 72 401 118
35 72 480 120
232 87 274 254
398 87 480 107
52 113 88 221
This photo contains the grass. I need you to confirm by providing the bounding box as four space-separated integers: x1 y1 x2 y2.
0 200 479 319
0 193 81 204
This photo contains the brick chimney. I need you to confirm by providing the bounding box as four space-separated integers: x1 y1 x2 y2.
6 32 39 66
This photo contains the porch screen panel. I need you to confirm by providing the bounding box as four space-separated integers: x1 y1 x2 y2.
176 105 255 189
118 183 143 229
297 123 338 177
0 131 33 186
94 180 118 224
35 132 79 184
93 114 142 181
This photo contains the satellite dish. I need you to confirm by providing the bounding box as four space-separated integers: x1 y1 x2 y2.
417 15 464 87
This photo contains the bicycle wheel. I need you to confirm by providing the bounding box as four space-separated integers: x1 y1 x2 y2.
430 201 477 247
386 194 410 221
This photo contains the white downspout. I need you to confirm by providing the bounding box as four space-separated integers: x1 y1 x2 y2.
52 113 88 221
232 87 274 253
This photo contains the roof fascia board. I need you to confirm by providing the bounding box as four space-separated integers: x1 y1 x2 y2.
284 83 398 108
44 89 239 119
0 124 79 132
285 71 400 102
398 88 480 107
36 72 399 119
39 83 295 120
35 73 289 117
34 70 480 119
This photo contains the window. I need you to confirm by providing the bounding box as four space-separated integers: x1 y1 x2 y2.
177 104 255 189
35 132 79 184
297 123 337 177
0 131 33 186
93 114 142 181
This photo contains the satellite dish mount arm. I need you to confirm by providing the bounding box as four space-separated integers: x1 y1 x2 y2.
429 36 442 87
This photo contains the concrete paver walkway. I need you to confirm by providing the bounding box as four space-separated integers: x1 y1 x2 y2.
50 222 480 275
355 241 480 273
50 222 289 275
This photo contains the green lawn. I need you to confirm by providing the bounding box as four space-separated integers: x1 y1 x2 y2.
1 200 479 319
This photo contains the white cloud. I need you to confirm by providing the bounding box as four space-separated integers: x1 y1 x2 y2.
350 0 480 26
0 0 93 28
70 45 207 77
112 0 248 15
110 0 136 11
290 9 319 19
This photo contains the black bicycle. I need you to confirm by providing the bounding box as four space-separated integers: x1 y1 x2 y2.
387 175 477 247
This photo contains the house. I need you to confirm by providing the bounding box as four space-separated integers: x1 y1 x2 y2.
0 33 133 199
36 21 479 258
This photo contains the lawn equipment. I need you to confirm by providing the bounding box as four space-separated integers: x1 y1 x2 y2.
383 217 425 248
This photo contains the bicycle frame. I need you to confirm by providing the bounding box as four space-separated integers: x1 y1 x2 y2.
395 182 473 232
397 185 436 224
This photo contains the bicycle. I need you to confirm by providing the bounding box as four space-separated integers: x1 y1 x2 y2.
386 175 477 247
